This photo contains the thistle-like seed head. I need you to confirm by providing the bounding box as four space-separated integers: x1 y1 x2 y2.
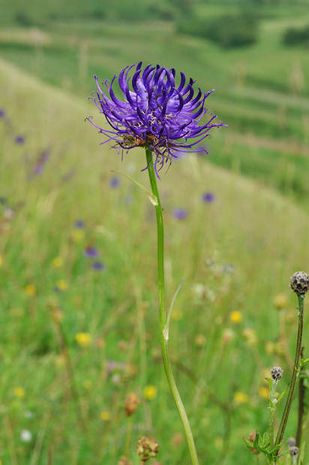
290 271 309 295
137 436 159 462
289 446 299 457
271 366 283 382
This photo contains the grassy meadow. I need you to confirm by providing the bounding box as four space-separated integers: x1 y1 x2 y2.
0 1 309 464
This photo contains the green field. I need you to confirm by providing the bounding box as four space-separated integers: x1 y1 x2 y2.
0 1 309 464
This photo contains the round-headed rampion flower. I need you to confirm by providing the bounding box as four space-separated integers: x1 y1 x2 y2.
202 192 215 203
85 246 99 258
15 135 25 145
173 208 188 220
88 62 224 173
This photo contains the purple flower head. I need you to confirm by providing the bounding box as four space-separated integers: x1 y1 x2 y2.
0 109 5 118
74 219 85 229
88 62 224 173
15 135 25 145
92 261 105 271
173 208 188 220
202 192 215 203
31 148 51 177
85 246 99 258
109 176 120 188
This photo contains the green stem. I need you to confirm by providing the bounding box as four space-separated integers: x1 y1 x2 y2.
145 147 200 465
274 294 304 459
295 347 305 448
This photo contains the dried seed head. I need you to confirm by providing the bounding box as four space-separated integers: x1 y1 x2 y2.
290 271 309 295
137 436 159 462
125 392 139 416
271 366 283 382
288 437 296 448
289 446 299 457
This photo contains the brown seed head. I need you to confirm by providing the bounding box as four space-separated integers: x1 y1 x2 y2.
290 271 309 295
125 392 139 416
137 436 159 462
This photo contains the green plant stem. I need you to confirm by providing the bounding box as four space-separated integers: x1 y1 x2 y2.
145 147 200 465
274 294 304 460
296 347 305 447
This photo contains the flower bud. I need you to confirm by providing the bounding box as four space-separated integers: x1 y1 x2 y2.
290 271 309 295
125 392 139 416
271 366 283 382
289 446 299 457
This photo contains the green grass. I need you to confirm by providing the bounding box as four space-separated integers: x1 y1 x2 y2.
0 57 308 465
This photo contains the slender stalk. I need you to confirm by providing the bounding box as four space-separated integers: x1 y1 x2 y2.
296 347 305 447
145 147 200 465
274 294 304 459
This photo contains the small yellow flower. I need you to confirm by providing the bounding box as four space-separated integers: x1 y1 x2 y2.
258 386 269 400
75 332 92 348
233 391 249 405
243 328 257 346
24 284 36 297
143 385 157 401
56 280 68 291
13 387 25 399
273 293 288 310
52 257 63 268
0 255 3 267
71 229 85 243
100 410 111 422
230 311 243 324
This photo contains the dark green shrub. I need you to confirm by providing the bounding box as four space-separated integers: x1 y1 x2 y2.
283 25 309 47
177 11 259 48
15 11 35 27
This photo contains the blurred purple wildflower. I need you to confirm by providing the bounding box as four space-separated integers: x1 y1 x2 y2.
202 192 215 203
15 135 25 145
85 246 99 258
173 208 188 220
88 62 224 173
74 219 85 229
0 109 5 118
31 148 51 177
109 176 120 188
92 261 105 271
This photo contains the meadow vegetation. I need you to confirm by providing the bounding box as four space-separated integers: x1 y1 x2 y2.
0 0 308 464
